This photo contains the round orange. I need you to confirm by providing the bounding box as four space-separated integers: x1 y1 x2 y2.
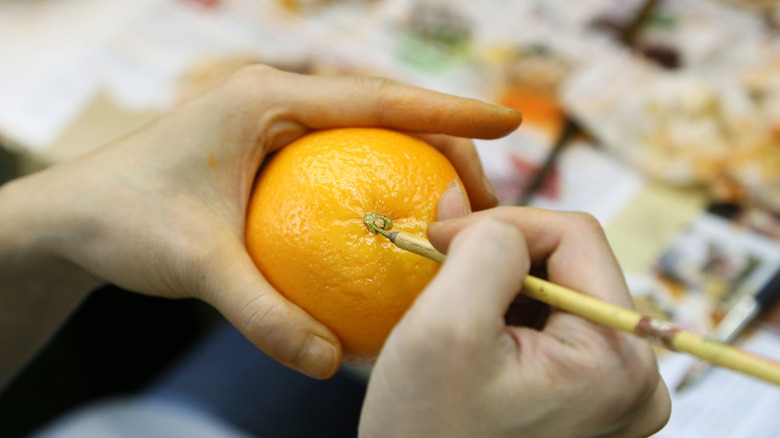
245 128 466 363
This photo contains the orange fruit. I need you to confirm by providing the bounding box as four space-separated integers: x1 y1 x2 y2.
245 128 467 363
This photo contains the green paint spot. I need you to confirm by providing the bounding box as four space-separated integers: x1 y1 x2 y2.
364 213 393 234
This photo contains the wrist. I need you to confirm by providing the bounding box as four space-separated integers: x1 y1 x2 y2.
0 172 103 295
0 173 103 387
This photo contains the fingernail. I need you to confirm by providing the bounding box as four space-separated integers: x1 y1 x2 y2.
494 104 522 115
441 179 470 219
428 221 443 231
300 335 339 379
493 105 520 113
482 174 499 206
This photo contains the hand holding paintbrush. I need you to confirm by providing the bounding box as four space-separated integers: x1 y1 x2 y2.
364 203 670 437
363 203 671 437
368 205 780 388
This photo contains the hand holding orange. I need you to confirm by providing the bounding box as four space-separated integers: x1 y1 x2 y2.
246 128 466 363
2 64 522 384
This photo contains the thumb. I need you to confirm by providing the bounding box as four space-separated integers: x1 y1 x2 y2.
416 218 529 339
436 179 471 222
200 244 341 379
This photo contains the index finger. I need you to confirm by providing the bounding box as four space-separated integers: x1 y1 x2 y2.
225 66 523 150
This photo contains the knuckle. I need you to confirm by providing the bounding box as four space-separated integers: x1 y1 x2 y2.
241 292 284 337
229 63 280 85
464 217 526 261
358 75 397 95
220 64 283 103
239 293 299 359
356 76 421 125
564 211 606 234
358 77 395 123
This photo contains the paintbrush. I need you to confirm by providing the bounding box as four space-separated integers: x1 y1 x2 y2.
675 266 780 391
518 0 661 206
372 226 780 387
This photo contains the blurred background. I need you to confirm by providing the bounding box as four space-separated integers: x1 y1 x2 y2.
2 0 780 437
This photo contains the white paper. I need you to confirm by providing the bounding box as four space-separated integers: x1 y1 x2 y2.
0 0 154 148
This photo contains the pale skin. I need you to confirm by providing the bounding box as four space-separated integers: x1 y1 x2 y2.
0 65 518 386
0 65 670 436
360 188 672 437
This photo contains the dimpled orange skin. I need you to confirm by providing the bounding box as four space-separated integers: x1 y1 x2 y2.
246 128 467 364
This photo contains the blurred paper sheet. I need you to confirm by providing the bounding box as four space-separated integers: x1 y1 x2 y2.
479 136 645 227
0 0 321 151
0 0 153 149
628 207 780 437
